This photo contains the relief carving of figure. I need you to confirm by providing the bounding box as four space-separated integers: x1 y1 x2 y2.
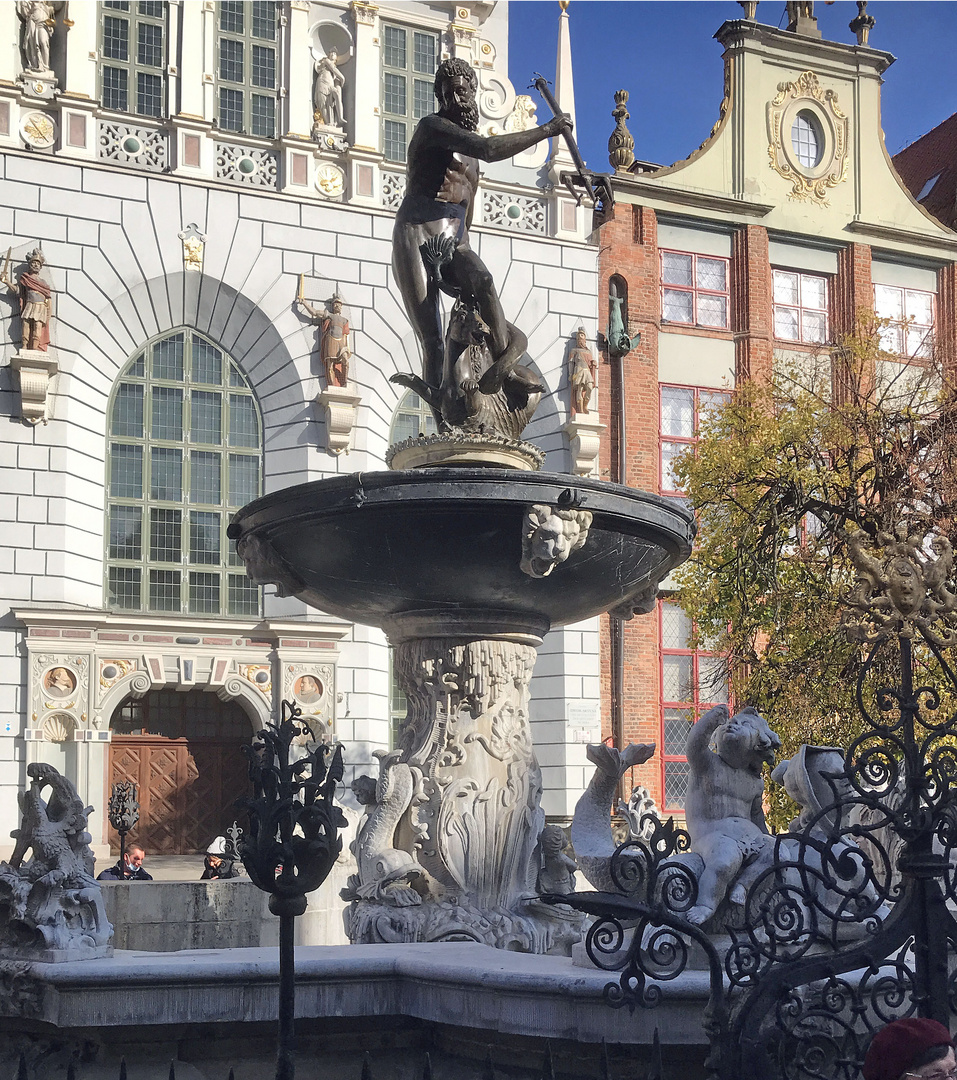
3 247 53 352
389 57 571 437
0 763 112 959
313 49 348 130
299 291 351 388
568 327 596 417
17 1 54 75
684 704 781 926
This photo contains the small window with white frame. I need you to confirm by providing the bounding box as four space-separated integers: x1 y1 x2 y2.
773 269 829 345
660 251 729 329
216 0 279 139
381 23 439 164
874 284 935 360
99 1 168 119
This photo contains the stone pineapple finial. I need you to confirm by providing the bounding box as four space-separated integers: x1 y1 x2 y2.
849 1 876 45
608 89 635 173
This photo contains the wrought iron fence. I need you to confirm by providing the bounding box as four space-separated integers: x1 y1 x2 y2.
552 527 957 1080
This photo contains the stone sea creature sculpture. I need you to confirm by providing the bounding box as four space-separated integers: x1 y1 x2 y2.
0 762 112 961
683 704 781 926
341 750 433 908
570 741 657 893
771 744 887 940
520 503 593 579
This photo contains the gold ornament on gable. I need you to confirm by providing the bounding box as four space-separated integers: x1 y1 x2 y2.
766 70 848 206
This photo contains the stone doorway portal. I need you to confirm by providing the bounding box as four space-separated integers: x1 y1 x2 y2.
108 689 253 855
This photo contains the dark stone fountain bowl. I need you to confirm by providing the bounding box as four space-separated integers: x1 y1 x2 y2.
227 469 695 643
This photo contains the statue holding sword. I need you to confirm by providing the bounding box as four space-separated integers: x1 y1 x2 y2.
2 247 53 352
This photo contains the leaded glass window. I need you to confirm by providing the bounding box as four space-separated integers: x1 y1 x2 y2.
99 1 168 118
874 283 935 360
660 600 728 812
660 249 730 328
106 329 262 617
217 0 278 138
773 269 830 345
659 384 731 495
381 23 439 163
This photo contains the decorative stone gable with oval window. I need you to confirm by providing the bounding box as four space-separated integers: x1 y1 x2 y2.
766 70 848 204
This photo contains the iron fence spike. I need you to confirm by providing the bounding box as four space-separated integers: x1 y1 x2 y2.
169 1061 176 1080
422 1051 434 1080
542 1042 555 1080
599 1038 611 1080
119 1059 128 1080
360 1051 373 1080
16 1052 27 1080
67 1060 77 1080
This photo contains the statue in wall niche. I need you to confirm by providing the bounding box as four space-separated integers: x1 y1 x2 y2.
0 763 112 961
16 1 55 75
2 247 53 352
313 49 348 131
568 327 596 417
683 704 781 926
389 57 571 439
520 503 593 579
298 284 351 388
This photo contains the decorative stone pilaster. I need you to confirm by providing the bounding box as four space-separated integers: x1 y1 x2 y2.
9 349 58 424
342 631 584 953
349 1 379 153
317 384 362 454
562 415 606 477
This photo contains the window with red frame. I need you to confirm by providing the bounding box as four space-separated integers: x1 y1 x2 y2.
772 269 829 345
660 600 729 812
874 284 935 359
660 250 730 328
659 384 732 495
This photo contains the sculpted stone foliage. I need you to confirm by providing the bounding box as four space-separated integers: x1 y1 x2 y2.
0 763 112 962
341 637 582 953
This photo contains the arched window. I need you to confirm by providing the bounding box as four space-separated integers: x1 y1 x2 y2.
390 389 437 443
105 329 263 616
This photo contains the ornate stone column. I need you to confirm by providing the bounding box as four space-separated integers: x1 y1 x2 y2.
342 617 583 953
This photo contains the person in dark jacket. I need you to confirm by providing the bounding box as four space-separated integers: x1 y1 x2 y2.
97 845 153 881
200 836 241 880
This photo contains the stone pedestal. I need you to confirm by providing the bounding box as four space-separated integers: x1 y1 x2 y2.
317 384 361 454
563 415 606 476
343 622 584 953
9 349 58 424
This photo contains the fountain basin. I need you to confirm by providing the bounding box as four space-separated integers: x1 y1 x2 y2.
228 469 695 641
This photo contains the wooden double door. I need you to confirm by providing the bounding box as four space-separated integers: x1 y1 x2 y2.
108 691 252 855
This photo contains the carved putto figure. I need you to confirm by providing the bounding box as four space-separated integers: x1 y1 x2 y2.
3 247 53 352
683 704 781 925
536 824 577 896
313 50 348 130
568 327 596 416
17 1 54 75
299 287 352 388
0 763 112 960
389 57 571 438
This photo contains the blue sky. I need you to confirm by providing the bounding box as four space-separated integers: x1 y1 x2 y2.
507 2 957 174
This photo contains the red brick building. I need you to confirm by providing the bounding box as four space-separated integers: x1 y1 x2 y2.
594 10 957 815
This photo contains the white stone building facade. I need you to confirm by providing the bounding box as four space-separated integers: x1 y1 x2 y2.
0 0 602 858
